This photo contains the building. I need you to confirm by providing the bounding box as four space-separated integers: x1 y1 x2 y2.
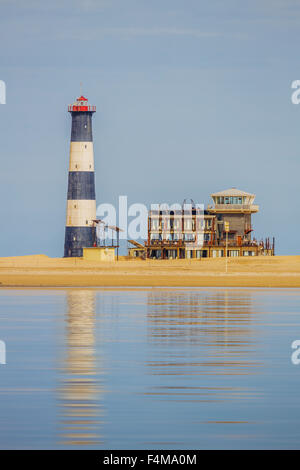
129 188 274 259
83 246 115 262
64 96 97 257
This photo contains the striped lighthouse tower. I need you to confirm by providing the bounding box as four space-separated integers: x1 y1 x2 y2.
64 95 97 257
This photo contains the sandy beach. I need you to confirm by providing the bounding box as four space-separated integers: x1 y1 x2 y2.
0 254 299 287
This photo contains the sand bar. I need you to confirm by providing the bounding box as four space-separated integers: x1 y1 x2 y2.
0 254 299 288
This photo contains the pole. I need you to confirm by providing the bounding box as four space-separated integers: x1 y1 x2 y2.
224 221 229 274
226 231 228 274
117 230 119 261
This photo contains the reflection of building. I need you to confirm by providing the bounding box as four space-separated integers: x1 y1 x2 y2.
146 289 259 376
58 290 104 447
145 289 263 406
129 188 275 259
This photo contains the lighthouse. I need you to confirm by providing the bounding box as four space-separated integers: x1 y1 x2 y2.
64 95 97 257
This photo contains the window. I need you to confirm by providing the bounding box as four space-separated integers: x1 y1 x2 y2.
151 219 159 230
222 196 243 205
212 250 224 257
229 250 239 257
162 219 170 230
151 233 160 241
184 233 195 242
184 219 192 230
197 220 204 230
167 249 177 259
243 251 255 256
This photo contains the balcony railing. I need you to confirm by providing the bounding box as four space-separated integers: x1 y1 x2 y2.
207 204 259 212
146 239 262 248
146 240 185 247
68 105 96 112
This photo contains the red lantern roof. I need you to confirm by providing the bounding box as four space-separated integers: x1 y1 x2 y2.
77 95 88 102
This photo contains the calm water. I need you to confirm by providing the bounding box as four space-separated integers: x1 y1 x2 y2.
0 287 300 449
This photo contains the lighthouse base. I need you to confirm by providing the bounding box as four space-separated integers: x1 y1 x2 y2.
64 226 96 258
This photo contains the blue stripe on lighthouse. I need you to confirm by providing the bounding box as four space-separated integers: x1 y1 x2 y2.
71 112 93 142
67 171 95 200
64 226 96 258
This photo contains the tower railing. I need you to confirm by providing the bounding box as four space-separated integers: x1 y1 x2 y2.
68 105 96 112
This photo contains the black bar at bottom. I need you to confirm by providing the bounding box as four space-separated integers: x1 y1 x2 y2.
0 450 296 467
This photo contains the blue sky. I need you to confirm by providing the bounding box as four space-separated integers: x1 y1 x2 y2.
0 0 300 256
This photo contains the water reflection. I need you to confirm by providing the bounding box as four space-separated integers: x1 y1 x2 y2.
1 287 300 449
58 289 104 446
146 289 262 404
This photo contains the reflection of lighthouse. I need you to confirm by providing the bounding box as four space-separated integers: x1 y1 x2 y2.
64 96 97 257
58 290 104 447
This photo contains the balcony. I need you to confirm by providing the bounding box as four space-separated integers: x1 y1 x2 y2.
146 239 184 247
207 204 259 213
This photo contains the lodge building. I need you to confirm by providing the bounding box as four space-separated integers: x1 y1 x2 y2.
128 188 275 259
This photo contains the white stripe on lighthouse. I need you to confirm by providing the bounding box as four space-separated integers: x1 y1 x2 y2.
66 200 96 227
69 142 95 172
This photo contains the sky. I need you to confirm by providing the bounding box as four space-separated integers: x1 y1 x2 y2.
0 0 300 256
